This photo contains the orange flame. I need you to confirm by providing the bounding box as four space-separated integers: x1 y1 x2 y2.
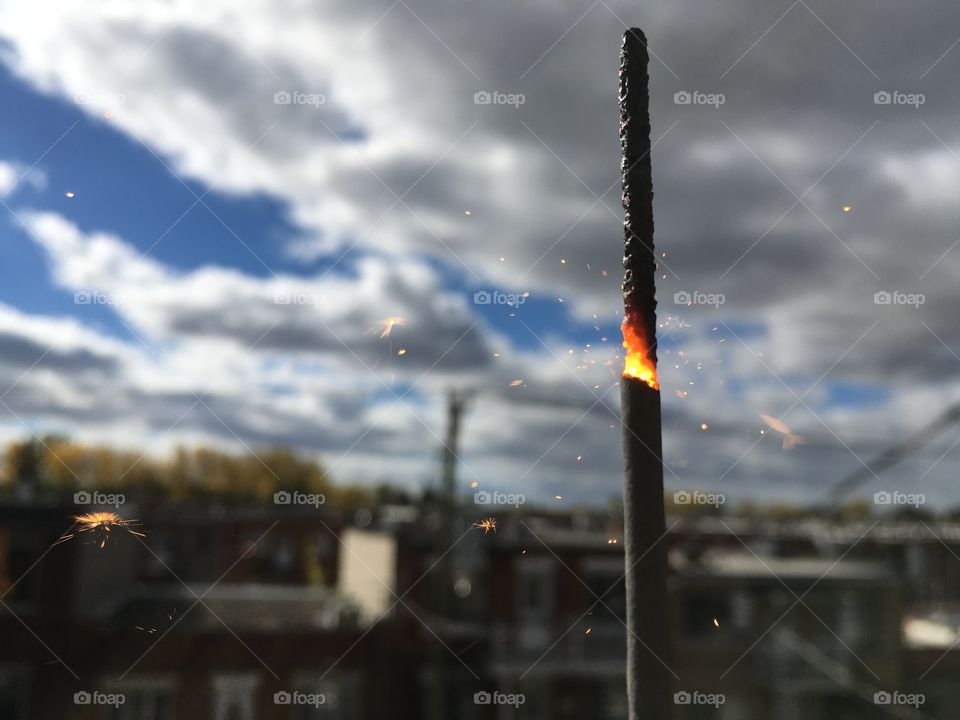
621 312 658 388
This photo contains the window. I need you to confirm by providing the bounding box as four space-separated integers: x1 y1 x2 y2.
516 558 553 649
213 674 260 720
0 664 30 720
109 676 176 720
289 674 361 719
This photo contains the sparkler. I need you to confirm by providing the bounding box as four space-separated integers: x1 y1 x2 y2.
619 28 672 720
58 512 145 549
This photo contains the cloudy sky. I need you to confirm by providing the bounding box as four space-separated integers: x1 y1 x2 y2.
0 0 959 508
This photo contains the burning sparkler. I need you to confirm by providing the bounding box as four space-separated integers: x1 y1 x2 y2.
619 28 671 720
58 512 145 549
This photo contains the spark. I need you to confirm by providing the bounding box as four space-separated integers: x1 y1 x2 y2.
607 538 619 545
64 191 75 198
473 517 497 535
713 617 720 628
509 379 524 387
464 210 472 215
554 495 563 501
842 205 852 213
585 627 592 636
59 512 144 549
397 348 407 356
700 423 709 430
375 316 406 338
759 413 806 450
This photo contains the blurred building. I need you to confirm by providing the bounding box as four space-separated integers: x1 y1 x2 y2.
1 500 959 719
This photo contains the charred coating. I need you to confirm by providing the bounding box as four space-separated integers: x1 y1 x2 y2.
619 28 658 369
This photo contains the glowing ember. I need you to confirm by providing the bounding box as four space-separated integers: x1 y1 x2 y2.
713 617 720 629
621 311 658 388
473 517 497 535
842 205 852 213
59 512 145 549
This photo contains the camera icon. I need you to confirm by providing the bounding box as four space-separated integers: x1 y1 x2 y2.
874 91 892 105
274 490 292 505
474 491 491 505
874 290 892 305
674 491 692 505
474 691 492 705
673 91 692 105
74 491 92 504
274 91 292 105
673 291 692 305
74 291 92 305
874 691 891 705
74 691 92 705
674 691 691 705
874 491 892 505
274 691 292 705
474 290 492 305
473 91 492 105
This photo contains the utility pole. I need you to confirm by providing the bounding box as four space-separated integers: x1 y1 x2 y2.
425 389 470 720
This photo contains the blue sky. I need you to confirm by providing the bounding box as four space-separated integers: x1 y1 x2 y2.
0 0 958 510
